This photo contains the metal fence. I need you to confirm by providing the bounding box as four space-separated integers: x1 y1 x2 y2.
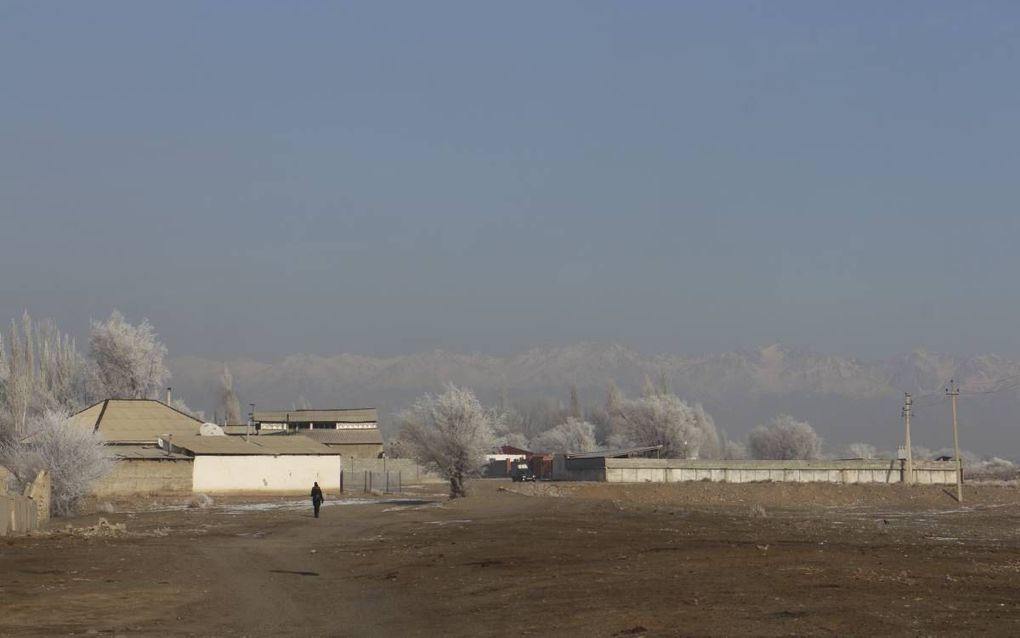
340 469 402 494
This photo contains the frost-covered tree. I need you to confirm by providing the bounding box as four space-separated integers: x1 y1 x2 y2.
171 397 206 421
219 365 242 424
530 417 598 454
494 431 531 452
88 311 170 400
396 384 499 498
748 415 822 460
613 394 721 459
0 410 113 516
844 442 877 459
1 313 88 442
723 438 748 459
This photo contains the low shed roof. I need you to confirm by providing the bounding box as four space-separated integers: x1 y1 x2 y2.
70 399 203 444
169 435 338 456
297 429 384 446
565 445 663 460
110 445 191 461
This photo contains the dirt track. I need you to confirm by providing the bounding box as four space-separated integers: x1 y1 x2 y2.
2 481 1020 637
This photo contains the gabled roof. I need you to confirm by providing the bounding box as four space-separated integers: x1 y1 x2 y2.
69 399 203 444
297 429 383 446
168 435 339 456
253 409 378 424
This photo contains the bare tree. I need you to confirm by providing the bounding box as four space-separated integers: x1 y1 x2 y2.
530 417 597 454
613 393 721 459
1 315 35 439
0 410 113 516
568 384 581 419
219 364 242 424
88 311 170 400
396 384 499 498
748 415 822 460
588 381 623 445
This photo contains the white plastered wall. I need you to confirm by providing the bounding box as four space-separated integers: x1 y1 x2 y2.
192 455 341 493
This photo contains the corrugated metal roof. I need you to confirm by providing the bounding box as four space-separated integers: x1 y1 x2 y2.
297 429 384 446
565 445 663 460
70 399 203 444
170 435 339 456
110 445 192 461
254 408 378 424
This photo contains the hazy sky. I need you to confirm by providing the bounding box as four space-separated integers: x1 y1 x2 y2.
2 1 1018 359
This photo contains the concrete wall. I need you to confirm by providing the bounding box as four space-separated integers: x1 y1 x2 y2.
92 459 194 497
1 471 49 536
192 455 342 494
0 495 38 536
24 470 50 523
558 458 959 485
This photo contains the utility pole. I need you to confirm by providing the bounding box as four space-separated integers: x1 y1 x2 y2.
902 393 914 484
247 403 255 443
947 380 963 502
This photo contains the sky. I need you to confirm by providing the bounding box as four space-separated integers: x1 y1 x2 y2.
1 1 1018 359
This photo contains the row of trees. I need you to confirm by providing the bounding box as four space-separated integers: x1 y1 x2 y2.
392 383 831 498
493 381 825 461
0 311 175 443
0 311 209 515
395 382 1020 499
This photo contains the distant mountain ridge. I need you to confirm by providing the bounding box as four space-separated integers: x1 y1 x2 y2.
168 343 1020 454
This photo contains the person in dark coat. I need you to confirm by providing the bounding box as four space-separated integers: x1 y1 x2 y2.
311 482 324 518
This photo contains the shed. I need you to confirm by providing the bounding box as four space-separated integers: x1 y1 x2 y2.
162 435 342 494
68 399 203 497
91 446 194 497
296 428 384 458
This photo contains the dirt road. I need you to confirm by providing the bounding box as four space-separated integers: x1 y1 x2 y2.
2 481 1020 636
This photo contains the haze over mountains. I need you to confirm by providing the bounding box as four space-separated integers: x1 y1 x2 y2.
168 344 1020 457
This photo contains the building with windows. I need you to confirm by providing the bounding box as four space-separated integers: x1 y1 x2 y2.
253 408 378 432
251 408 384 458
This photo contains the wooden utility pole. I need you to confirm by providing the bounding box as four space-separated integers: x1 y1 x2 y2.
902 393 914 484
947 380 963 502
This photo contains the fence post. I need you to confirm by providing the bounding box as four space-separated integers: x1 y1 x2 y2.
385 471 390 494
366 470 371 493
398 471 402 494
340 469 344 494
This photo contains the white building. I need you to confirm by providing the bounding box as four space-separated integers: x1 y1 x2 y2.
160 435 342 494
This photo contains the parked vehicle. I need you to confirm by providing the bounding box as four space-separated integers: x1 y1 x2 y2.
510 461 536 482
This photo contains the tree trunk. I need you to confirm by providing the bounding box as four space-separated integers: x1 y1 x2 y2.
449 473 467 499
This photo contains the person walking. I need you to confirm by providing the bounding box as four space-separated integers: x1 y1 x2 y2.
311 481 324 518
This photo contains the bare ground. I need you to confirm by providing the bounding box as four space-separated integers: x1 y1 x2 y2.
2 480 1020 637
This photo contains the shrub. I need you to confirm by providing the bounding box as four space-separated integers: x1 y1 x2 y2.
0 410 113 516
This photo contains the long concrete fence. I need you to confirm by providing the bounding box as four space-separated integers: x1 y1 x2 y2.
556 458 960 485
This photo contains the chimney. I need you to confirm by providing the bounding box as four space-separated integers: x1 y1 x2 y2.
166 387 172 405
